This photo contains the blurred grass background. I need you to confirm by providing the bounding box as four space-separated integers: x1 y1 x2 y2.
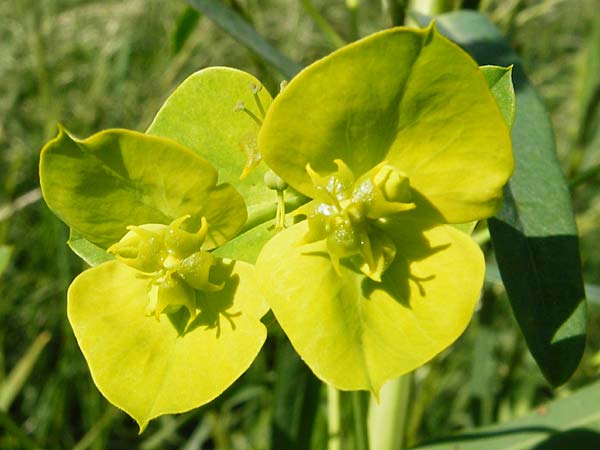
0 0 599 448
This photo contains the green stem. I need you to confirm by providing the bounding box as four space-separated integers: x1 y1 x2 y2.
352 391 369 450
367 375 411 450
276 190 287 230
346 0 360 40
327 385 341 450
300 0 347 49
382 0 408 26
243 190 308 233
407 0 459 16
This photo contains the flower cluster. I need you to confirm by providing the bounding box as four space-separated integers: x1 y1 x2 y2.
39 23 513 428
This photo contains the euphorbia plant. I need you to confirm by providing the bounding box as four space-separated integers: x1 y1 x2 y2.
39 23 513 430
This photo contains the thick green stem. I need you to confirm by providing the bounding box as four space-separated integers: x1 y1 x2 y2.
352 391 369 450
242 190 308 233
367 375 411 450
327 385 341 450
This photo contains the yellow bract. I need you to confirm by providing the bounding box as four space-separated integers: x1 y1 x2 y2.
255 24 514 394
68 260 268 431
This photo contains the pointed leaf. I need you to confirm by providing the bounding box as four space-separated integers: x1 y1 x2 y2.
40 127 246 250
184 0 302 78
413 380 600 450
0 331 51 411
259 24 513 224
68 229 114 267
256 221 484 394
480 65 515 128
68 260 268 430
428 10 587 386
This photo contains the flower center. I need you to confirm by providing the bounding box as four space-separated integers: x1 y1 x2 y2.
108 215 222 320
297 159 415 281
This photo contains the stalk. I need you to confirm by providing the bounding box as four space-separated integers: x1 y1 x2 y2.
367 375 411 450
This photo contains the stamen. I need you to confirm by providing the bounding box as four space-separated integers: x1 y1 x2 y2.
234 100 263 126
250 82 262 94
250 83 266 119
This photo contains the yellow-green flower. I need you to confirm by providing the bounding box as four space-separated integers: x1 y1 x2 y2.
255 24 514 394
40 129 269 430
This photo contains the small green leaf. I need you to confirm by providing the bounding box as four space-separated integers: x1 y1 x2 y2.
413 380 600 450
428 10 587 386
185 0 302 78
68 229 114 267
40 127 246 250
147 67 274 223
259 24 513 225
480 65 515 128
213 219 276 264
256 220 484 394
68 259 268 431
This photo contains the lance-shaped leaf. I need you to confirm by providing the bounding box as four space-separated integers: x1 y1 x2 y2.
40 128 246 250
256 221 484 394
259 23 513 225
427 10 587 386
147 67 275 222
68 259 268 431
413 380 600 450
184 1 302 78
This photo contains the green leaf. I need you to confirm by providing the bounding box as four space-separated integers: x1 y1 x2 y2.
0 331 51 411
480 65 515 128
256 220 484 394
413 380 600 450
68 260 268 431
0 245 11 277
147 67 276 226
259 24 513 225
213 219 276 264
172 7 202 55
184 0 302 78
427 10 587 386
68 229 114 267
40 127 246 250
